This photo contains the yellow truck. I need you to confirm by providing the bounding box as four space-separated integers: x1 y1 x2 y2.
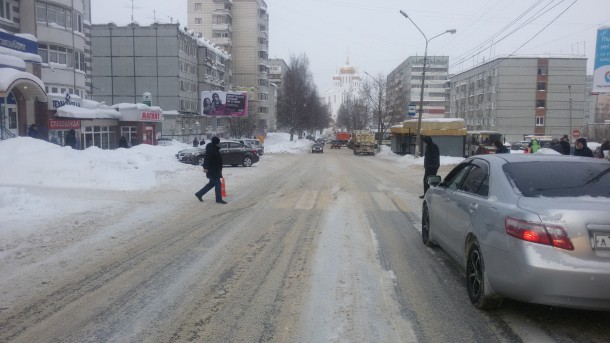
352 130 376 155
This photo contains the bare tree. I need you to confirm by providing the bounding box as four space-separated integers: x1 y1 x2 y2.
277 54 329 140
336 98 368 131
360 73 405 146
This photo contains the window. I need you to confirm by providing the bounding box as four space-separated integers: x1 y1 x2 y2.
503 161 610 198
195 18 202 24
36 3 46 22
460 163 489 196
537 66 548 75
194 3 202 11
535 116 545 126
0 0 12 21
259 107 268 114
537 82 546 91
73 12 83 33
536 100 546 108
441 164 471 191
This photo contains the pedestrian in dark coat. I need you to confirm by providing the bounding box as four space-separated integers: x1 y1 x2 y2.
573 137 594 157
28 124 38 138
65 129 77 149
119 136 129 148
493 140 509 154
193 138 199 147
559 135 571 155
421 136 440 198
195 137 227 204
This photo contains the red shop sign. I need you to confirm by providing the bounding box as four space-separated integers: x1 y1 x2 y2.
48 119 81 130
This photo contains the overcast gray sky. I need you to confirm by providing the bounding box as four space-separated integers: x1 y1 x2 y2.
92 0 610 92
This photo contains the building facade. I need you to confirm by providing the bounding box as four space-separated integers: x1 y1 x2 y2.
325 58 362 120
387 56 450 120
448 57 587 142
90 23 232 142
187 0 271 137
267 58 288 131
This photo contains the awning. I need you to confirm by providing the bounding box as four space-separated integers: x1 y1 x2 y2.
0 67 47 102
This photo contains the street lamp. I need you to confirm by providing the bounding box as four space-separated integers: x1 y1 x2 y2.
400 10 456 157
364 71 384 148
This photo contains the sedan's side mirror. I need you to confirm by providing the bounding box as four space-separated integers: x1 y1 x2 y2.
427 175 442 187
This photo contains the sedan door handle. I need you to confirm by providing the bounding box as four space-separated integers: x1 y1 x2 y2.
469 203 479 212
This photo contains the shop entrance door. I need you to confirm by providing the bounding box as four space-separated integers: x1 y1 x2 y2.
144 126 154 145
1 105 18 138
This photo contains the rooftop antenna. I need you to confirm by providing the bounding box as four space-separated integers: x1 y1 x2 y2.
124 0 141 22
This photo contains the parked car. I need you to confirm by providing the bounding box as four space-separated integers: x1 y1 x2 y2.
238 139 264 155
175 147 206 165
421 154 610 310
175 140 259 167
311 143 324 153
330 140 342 149
157 137 173 146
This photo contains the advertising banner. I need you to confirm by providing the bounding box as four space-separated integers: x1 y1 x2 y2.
593 27 610 93
201 91 248 117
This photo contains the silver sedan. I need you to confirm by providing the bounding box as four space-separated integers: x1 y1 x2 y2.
422 154 610 310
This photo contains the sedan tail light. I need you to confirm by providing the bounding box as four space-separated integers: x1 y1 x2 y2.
505 217 574 250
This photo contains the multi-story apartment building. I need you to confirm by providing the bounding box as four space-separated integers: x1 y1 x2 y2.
31 0 91 98
90 23 232 141
387 56 449 119
325 58 362 120
188 0 271 137
267 58 288 131
1 0 90 140
449 57 587 142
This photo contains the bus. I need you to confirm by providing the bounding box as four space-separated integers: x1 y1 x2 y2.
465 130 502 157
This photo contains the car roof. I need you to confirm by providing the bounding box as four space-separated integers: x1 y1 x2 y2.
468 154 608 164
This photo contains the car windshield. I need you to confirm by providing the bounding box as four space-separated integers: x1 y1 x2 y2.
503 161 610 197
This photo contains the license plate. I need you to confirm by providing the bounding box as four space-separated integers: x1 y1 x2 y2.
594 233 610 249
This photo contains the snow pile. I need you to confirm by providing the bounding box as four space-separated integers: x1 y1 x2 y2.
263 132 311 154
376 145 464 166
0 137 192 191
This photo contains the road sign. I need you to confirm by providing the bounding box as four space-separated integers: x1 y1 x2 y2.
408 103 417 116
572 129 581 138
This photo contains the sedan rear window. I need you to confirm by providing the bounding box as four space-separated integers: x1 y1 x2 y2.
503 161 610 197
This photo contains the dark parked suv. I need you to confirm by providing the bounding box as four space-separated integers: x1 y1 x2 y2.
175 140 259 167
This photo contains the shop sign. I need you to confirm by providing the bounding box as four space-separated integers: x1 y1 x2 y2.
139 110 162 121
0 31 38 54
48 119 81 130
48 93 81 110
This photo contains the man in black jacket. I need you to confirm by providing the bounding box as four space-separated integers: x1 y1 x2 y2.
573 137 594 158
195 137 228 204
421 136 440 199
559 135 571 155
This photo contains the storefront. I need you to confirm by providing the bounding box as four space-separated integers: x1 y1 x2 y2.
113 103 163 146
0 31 47 139
51 94 121 149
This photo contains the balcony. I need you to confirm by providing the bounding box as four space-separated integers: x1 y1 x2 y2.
213 23 230 31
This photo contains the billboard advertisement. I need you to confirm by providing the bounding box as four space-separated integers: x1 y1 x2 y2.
201 91 248 116
593 27 610 93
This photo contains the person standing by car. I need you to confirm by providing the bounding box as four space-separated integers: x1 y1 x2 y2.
560 135 571 155
420 136 440 199
195 137 227 204
573 137 594 157
493 140 509 154
193 138 199 147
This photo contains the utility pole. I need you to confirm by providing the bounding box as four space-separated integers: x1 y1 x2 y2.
568 85 574 143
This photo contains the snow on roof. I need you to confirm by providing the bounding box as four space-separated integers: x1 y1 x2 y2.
0 54 26 70
14 33 37 42
197 37 229 59
56 105 120 119
112 103 162 112
0 67 45 93
404 118 465 123
0 46 42 64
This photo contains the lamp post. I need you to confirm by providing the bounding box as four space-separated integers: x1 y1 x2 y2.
400 10 456 157
364 71 384 148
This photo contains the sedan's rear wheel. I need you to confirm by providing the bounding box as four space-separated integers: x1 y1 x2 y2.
243 156 252 167
422 205 435 247
466 241 503 309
